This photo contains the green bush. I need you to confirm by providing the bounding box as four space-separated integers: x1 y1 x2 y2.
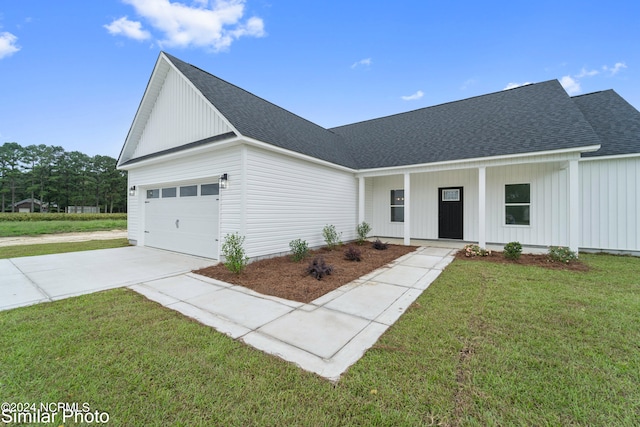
322 224 342 250
0 213 127 222
504 241 523 260
548 246 578 263
289 238 309 262
355 221 372 245
222 233 249 274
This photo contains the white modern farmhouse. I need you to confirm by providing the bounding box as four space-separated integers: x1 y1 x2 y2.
117 52 640 259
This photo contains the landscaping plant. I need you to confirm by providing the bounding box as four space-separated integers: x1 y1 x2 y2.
343 245 362 262
463 243 490 257
221 232 249 274
355 221 372 245
372 238 389 250
289 238 310 262
322 224 342 250
547 246 578 263
306 256 334 280
503 241 522 260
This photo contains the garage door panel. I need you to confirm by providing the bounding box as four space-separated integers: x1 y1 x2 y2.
144 187 219 259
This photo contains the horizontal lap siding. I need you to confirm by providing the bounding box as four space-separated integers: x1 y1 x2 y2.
132 68 232 159
580 158 640 251
126 146 242 245
244 147 357 258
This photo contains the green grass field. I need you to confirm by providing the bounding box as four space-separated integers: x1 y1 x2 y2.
0 239 130 259
1 253 638 425
0 219 127 237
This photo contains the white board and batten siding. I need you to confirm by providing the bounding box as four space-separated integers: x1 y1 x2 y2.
366 162 576 248
242 147 358 258
132 66 232 160
580 157 640 252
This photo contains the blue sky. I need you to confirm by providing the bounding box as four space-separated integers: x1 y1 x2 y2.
1 0 638 159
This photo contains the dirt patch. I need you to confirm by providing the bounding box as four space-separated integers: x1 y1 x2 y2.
454 250 590 272
194 244 417 303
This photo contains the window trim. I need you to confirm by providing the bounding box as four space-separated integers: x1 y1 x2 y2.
390 189 405 223
504 183 531 226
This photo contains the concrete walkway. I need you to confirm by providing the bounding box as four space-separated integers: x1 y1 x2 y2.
131 246 455 381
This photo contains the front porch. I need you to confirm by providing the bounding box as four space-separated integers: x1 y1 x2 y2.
357 154 582 253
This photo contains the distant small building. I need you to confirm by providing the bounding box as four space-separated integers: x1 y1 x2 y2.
66 206 99 214
12 198 46 213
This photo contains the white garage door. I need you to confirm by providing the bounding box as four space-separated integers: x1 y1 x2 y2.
144 182 219 259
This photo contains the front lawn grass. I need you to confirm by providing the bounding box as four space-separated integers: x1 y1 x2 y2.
0 239 130 259
0 219 127 237
1 253 638 425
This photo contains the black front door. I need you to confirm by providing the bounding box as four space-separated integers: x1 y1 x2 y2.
438 187 463 239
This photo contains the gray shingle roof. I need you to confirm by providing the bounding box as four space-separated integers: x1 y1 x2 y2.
162 53 636 170
331 80 602 169
165 53 359 169
572 89 640 157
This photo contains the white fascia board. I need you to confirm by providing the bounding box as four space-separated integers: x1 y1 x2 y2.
241 136 357 173
355 145 601 178
117 136 242 170
580 152 640 162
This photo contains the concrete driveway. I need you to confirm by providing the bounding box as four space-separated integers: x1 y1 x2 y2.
0 246 215 311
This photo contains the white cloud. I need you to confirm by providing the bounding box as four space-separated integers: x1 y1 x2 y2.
104 16 151 41
401 90 424 101
0 32 20 59
351 58 372 69
603 62 627 75
560 75 580 95
503 82 532 90
107 0 265 51
460 78 476 90
576 67 599 78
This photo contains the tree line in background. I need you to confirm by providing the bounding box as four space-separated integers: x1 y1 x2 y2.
0 142 127 213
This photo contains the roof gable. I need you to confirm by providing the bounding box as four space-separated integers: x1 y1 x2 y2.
572 90 640 157
118 54 237 167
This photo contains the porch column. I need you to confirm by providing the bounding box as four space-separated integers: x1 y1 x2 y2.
358 176 365 224
568 159 580 254
404 172 411 246
478 166 486 248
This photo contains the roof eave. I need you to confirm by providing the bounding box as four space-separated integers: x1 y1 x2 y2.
356 144 602 177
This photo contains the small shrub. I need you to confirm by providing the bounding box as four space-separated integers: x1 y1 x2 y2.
344 245 362 262
289 238 309 262
372 239 388 250
548 246 578 263
221 232 249 274
306 256 334 280
463 244 490 257
355 221 372 245
504 241 523 260
322 224 343 250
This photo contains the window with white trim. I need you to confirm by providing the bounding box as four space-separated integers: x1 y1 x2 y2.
505 183 530 225
390 189 404 222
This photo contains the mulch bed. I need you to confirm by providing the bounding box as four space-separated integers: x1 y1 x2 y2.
194 244 417 303
454 250 590 272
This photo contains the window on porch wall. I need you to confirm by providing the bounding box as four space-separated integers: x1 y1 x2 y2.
390 189 404 222
505 183 530 225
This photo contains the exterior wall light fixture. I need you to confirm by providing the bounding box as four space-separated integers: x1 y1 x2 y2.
219 173 229 189
129 185 136 196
